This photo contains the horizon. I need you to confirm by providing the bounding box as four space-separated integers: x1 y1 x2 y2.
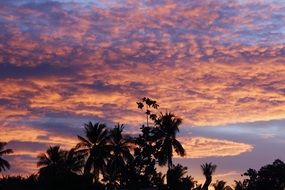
0 0 285 187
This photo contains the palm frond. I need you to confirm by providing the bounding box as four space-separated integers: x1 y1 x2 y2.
173 139 186 157
0 158 11 172
0 148 13 156
77 135 91 148
201 162 217 177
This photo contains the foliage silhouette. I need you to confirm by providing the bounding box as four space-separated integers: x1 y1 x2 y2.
103 123 133 189
167 164 197 190
233 180 243 190
213 180 232 190
76 122 111 182
123 124 165 189
37 145 88 190
37 145 66 176
201 162 217 190
155 112 185 169
0 142 13 172
137 97 159 127
0 175 38 190
241 159 285 190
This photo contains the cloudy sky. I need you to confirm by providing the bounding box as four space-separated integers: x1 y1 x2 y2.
0 0 285 185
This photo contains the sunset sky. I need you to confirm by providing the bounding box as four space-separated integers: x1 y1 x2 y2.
0 0 285 186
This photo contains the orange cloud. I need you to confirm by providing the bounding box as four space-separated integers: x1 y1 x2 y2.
0 125 77 150
176 136 253 158
1 60 284 127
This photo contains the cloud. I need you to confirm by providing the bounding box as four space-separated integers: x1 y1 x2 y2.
4 155 37 176
177 136 253 158
0 125 78 150
0 0 284 126
0 63 80 80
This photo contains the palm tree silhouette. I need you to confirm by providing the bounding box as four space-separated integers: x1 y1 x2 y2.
37 145 65 176
155 112 185 169
76 122 111 182
167 164 187 189
213 180 227 190
201 162 217 190
105 124 133 186
0 142 13 172
37 146 86 190
38 146 84 175
167 164 196 190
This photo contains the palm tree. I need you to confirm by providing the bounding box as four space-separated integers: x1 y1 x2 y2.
167 164 195 190
155 112 185 169
37 145 65 176
105 124 133 187
37 146 86 189
167 164 187 188
201 162 217 190
76 122 111 182
213 180 226 190
0 142 13 172
38 146 84 175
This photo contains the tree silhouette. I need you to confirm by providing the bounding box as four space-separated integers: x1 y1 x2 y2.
167 164 196 190
37 146 65 175
234 180 244 190
0 175 39 190
0 142 13 172
137 97 159 127
201 162 217 190
37 145 67 189
242 159 285 190
103 160 120 190
103 124 133 188
213 180 227 190
167 164 187 189
123 124 165 189
37 146 89 190
155 112 185 169
37 146 84 175
76 122 111 182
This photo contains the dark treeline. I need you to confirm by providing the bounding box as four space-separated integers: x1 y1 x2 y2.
0 98 285 190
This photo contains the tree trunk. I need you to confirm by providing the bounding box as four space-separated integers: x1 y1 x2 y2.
201 177 212 190
94 165 99 183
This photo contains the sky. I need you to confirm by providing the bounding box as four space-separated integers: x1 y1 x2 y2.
0 0 285 186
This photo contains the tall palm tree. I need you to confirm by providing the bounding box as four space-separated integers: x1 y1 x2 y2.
37 145 65 176
213 180 227 190
105 124 133 186
201 162 217 190
155 112 185 169
76 122 111 182
0 142 13 172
